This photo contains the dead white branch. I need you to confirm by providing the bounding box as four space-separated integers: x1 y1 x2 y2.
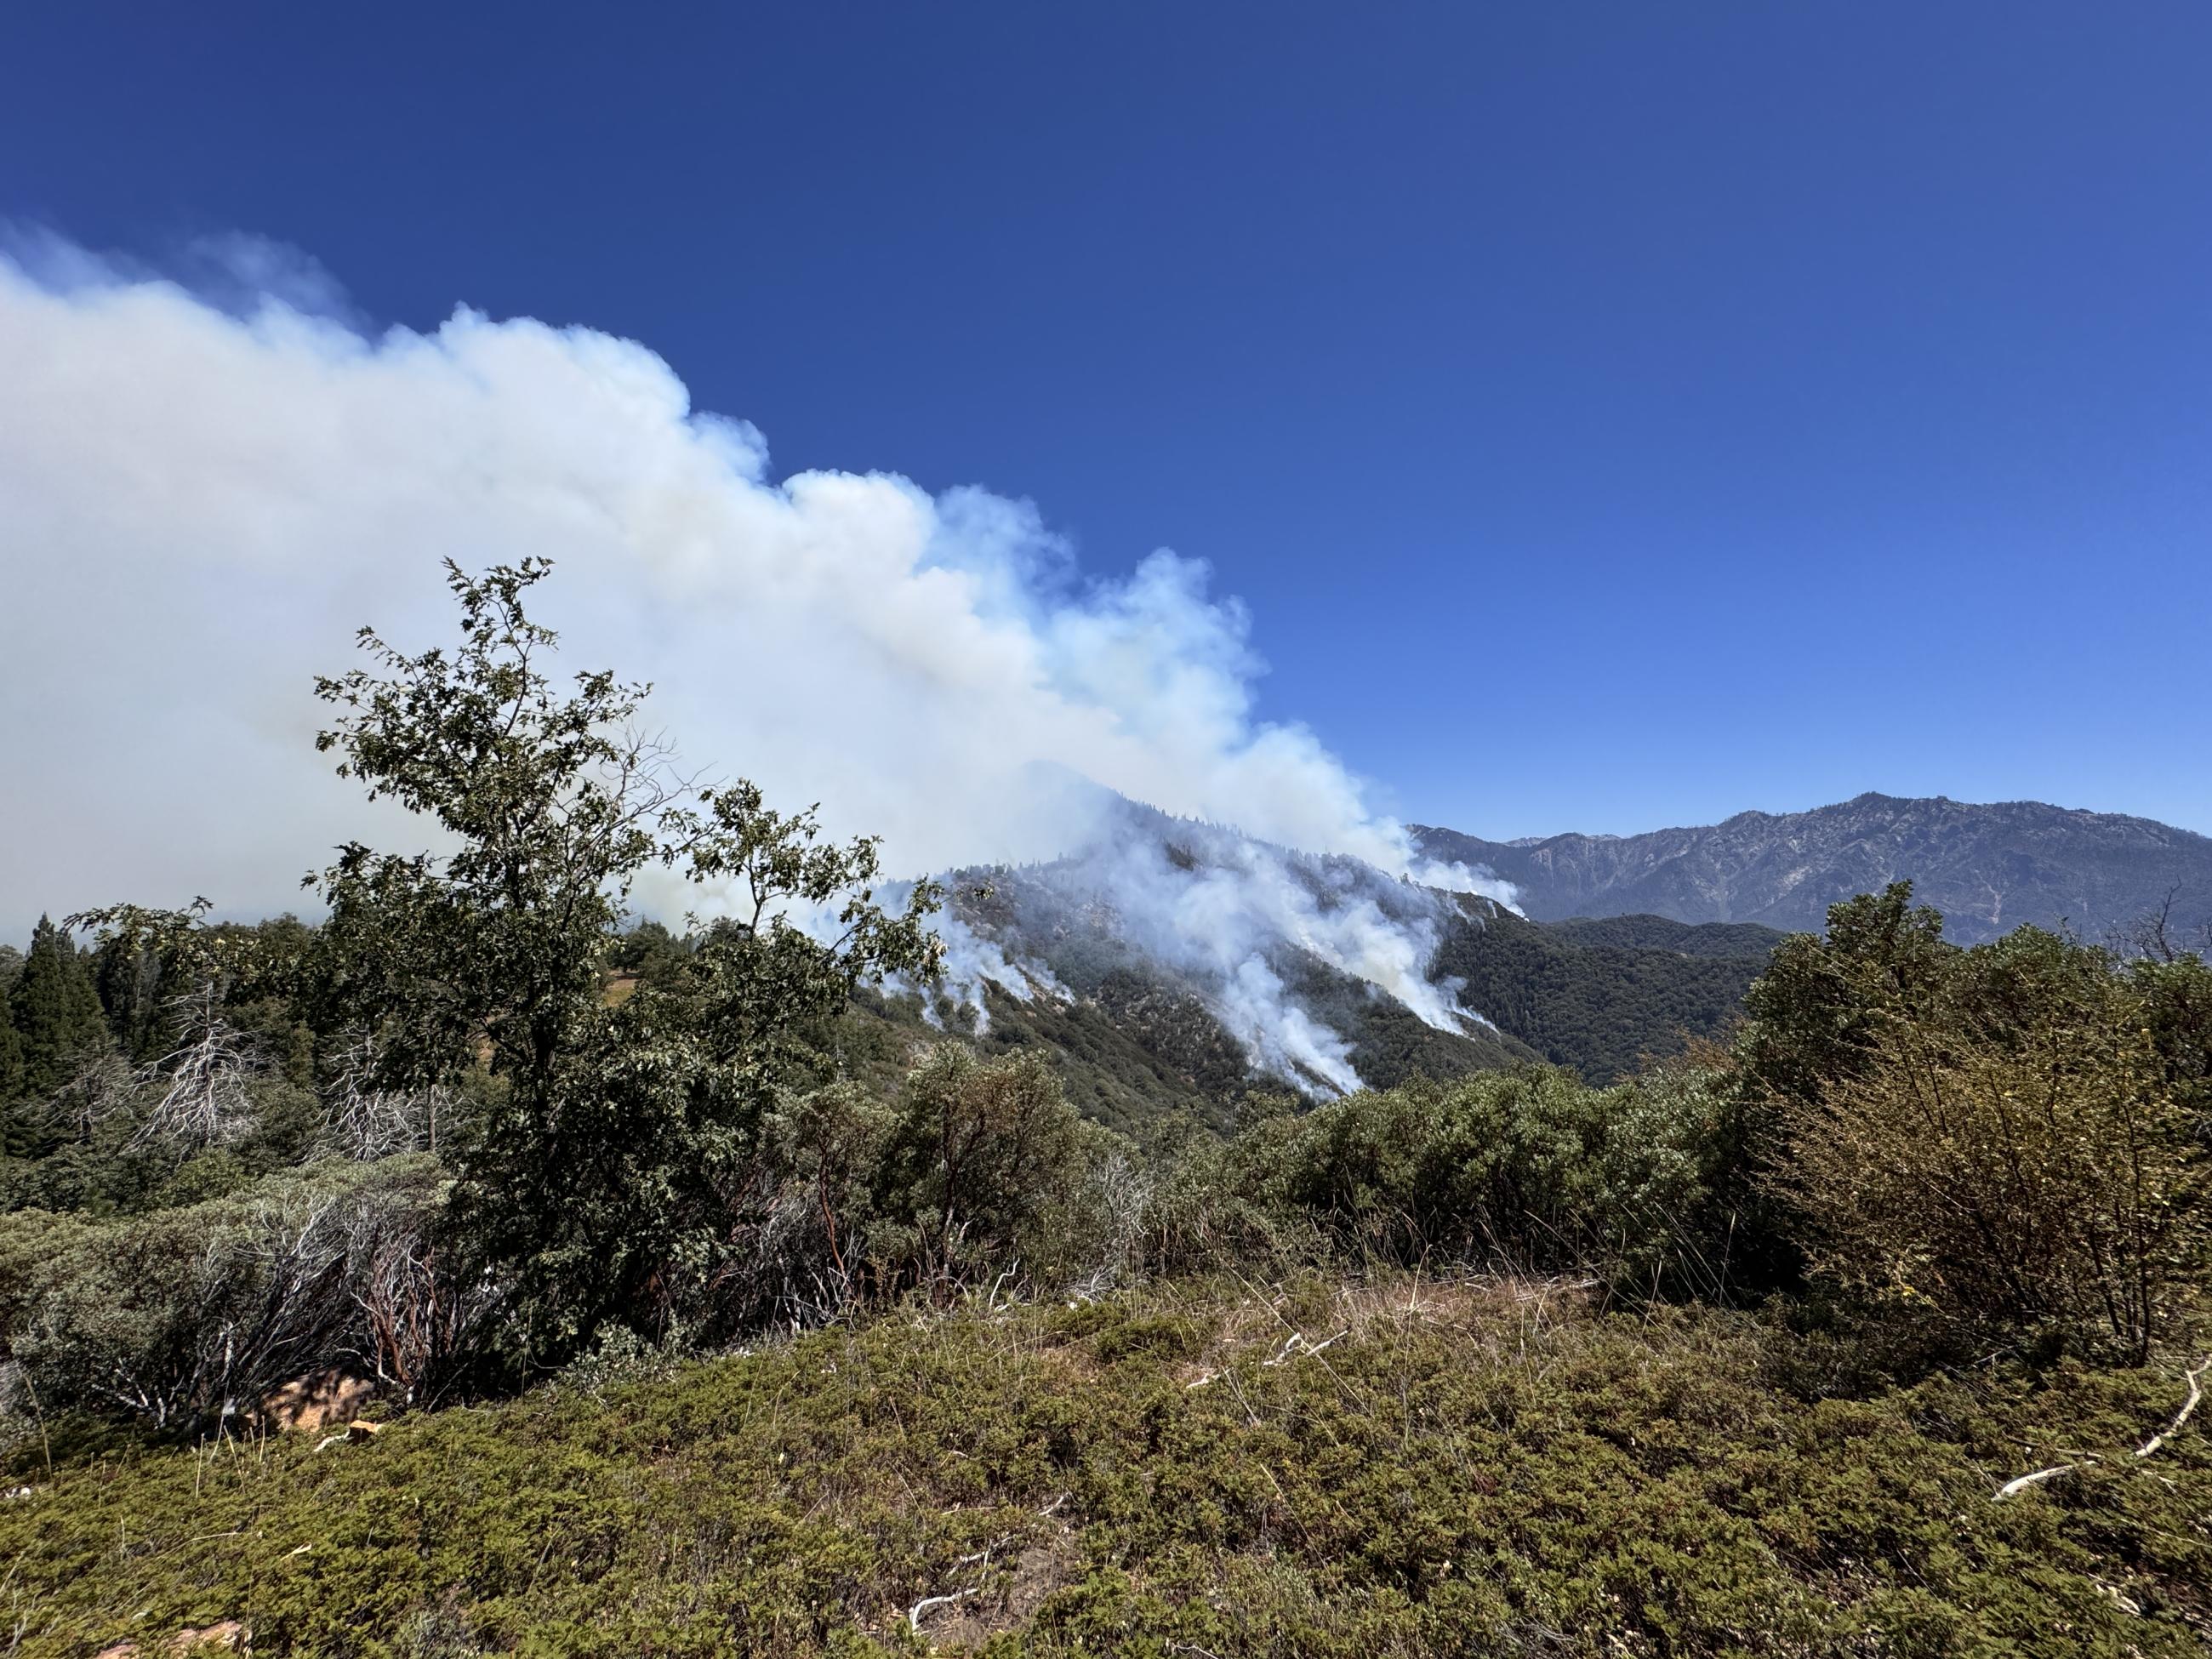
1262 1329 1348 1367
1995 1354 2210 1500
908 1587 978 1632
139 984 259 1149
2135 1354 2208 1460
1995 1462 2085 1500
325 1035 448 1159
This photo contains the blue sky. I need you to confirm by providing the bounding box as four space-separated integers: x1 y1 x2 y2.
4 2 2209 838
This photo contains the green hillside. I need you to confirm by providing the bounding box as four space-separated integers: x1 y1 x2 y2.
1541 913 1790 959
1436 902 1776 1082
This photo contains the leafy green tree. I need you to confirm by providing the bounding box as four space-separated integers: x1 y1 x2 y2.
1716 883 1960 1288
608 919 693 995
9 915 109 1107
307 558 943 1364
1736 882 1954 1112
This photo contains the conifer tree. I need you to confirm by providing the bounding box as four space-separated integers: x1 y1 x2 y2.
0 1000 21 1103
92 933 168 1062
9 915 109 1099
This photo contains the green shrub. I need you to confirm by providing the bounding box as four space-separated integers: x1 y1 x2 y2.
1190 1063 1733 1289
1746 890 2212 1359
4 1285 2206 1657
1089 1309 1206 1364
0 1156 456 1430
864 1044 1126 1299
1776 982 2204 1360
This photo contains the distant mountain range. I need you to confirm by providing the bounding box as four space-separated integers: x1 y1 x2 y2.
1416 794 2212 947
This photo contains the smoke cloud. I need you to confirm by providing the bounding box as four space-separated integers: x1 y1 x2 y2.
0 232 1511 1075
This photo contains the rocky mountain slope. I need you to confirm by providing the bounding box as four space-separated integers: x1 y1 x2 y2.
1416 793 2212 946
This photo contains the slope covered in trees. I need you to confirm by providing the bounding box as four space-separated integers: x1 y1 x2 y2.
1540 912 1789 958
1433 902 1775 1082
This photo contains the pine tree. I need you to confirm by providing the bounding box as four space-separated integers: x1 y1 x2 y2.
0 1001 22 1102
93 933 168 1062
10 915 110 1099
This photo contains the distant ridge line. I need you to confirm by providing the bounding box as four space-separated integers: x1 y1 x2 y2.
1413 793 2212 946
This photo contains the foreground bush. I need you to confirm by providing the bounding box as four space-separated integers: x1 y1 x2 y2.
1782 1001 2202 1360
3 1280 2206 1656
0 1156 465 1428
1140 1062 1737 1293
1747 890 2212 1360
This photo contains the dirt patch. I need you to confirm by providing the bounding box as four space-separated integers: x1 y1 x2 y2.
255 1370 375 1434
918 1531 1080 1650
1031 1338 1103 1383
94 1619 247 1658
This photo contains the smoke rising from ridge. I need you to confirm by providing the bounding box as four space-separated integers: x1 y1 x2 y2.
923 806 1497 1095
0 232 1511 1079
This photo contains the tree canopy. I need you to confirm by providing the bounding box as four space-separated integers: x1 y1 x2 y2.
304 559 944 1363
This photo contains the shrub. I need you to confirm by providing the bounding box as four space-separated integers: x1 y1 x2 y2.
0 1156 466 1429
1776 984 2205 1360
864 1044 1124 1298
1162 1063 1735 1290
7 1286 2208 1657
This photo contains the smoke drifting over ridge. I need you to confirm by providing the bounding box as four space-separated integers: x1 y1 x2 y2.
921 801 1501 1095
0 233 1510 1078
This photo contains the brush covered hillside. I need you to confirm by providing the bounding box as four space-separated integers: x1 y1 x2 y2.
7 564 2212 1657
1417 793 2212 944
14 1275 2212 1658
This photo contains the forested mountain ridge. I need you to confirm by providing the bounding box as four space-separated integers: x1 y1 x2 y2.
1537 913 1788 958
1417 792 2212 945
913 835 1543 1121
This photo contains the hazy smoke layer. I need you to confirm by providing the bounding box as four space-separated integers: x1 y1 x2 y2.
0 235 1518 937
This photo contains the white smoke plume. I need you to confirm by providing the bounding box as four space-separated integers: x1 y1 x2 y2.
0 231 1513 1080
931 807 1497 1094
914 915 1070 1036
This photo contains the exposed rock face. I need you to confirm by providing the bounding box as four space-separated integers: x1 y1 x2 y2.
1416 794 2212 946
